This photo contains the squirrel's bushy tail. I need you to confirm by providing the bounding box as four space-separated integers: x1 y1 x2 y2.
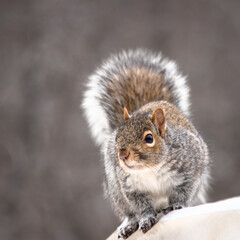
82 49 190 147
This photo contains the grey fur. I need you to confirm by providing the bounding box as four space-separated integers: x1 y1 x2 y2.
82 50 210 239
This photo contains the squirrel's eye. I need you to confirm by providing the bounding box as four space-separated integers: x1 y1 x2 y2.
144 134 153 143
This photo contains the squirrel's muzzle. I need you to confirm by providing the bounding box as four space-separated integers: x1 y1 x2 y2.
118 148 143 170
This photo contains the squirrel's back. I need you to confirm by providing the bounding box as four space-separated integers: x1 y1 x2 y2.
82 49 190 146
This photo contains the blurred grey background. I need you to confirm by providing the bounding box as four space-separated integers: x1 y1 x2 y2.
0 0 240 239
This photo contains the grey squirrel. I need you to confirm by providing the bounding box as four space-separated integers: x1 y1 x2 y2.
82 49 210 239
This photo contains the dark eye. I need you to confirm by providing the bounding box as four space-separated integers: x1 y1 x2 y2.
144 134 153 143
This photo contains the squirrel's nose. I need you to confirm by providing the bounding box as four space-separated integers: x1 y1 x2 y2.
119 149 130 161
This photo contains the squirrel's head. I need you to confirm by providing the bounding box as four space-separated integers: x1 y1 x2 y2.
116 107 166 171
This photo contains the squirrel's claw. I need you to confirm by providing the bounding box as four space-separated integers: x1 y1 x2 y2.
162 205 183 215
139 214 157 233
117 222 138 239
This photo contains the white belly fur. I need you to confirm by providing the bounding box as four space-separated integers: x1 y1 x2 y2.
127 165 184 210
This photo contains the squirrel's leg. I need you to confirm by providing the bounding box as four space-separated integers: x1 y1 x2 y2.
138 207 158 233
127 191 158 234
117 213 139 239
162 182 192 215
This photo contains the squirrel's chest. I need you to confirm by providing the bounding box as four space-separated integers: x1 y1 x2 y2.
126 169 182 209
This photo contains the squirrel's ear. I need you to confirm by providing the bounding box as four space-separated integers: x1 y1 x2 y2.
123 107 130 121
151 108 165 137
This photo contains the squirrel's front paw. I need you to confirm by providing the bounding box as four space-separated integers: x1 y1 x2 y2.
162 205 183 215
139 214 157 233
117 220 138 239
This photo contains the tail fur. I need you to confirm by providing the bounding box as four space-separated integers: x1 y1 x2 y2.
82 49 190 147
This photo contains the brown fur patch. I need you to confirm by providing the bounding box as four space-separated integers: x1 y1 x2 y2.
104 67 176 129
